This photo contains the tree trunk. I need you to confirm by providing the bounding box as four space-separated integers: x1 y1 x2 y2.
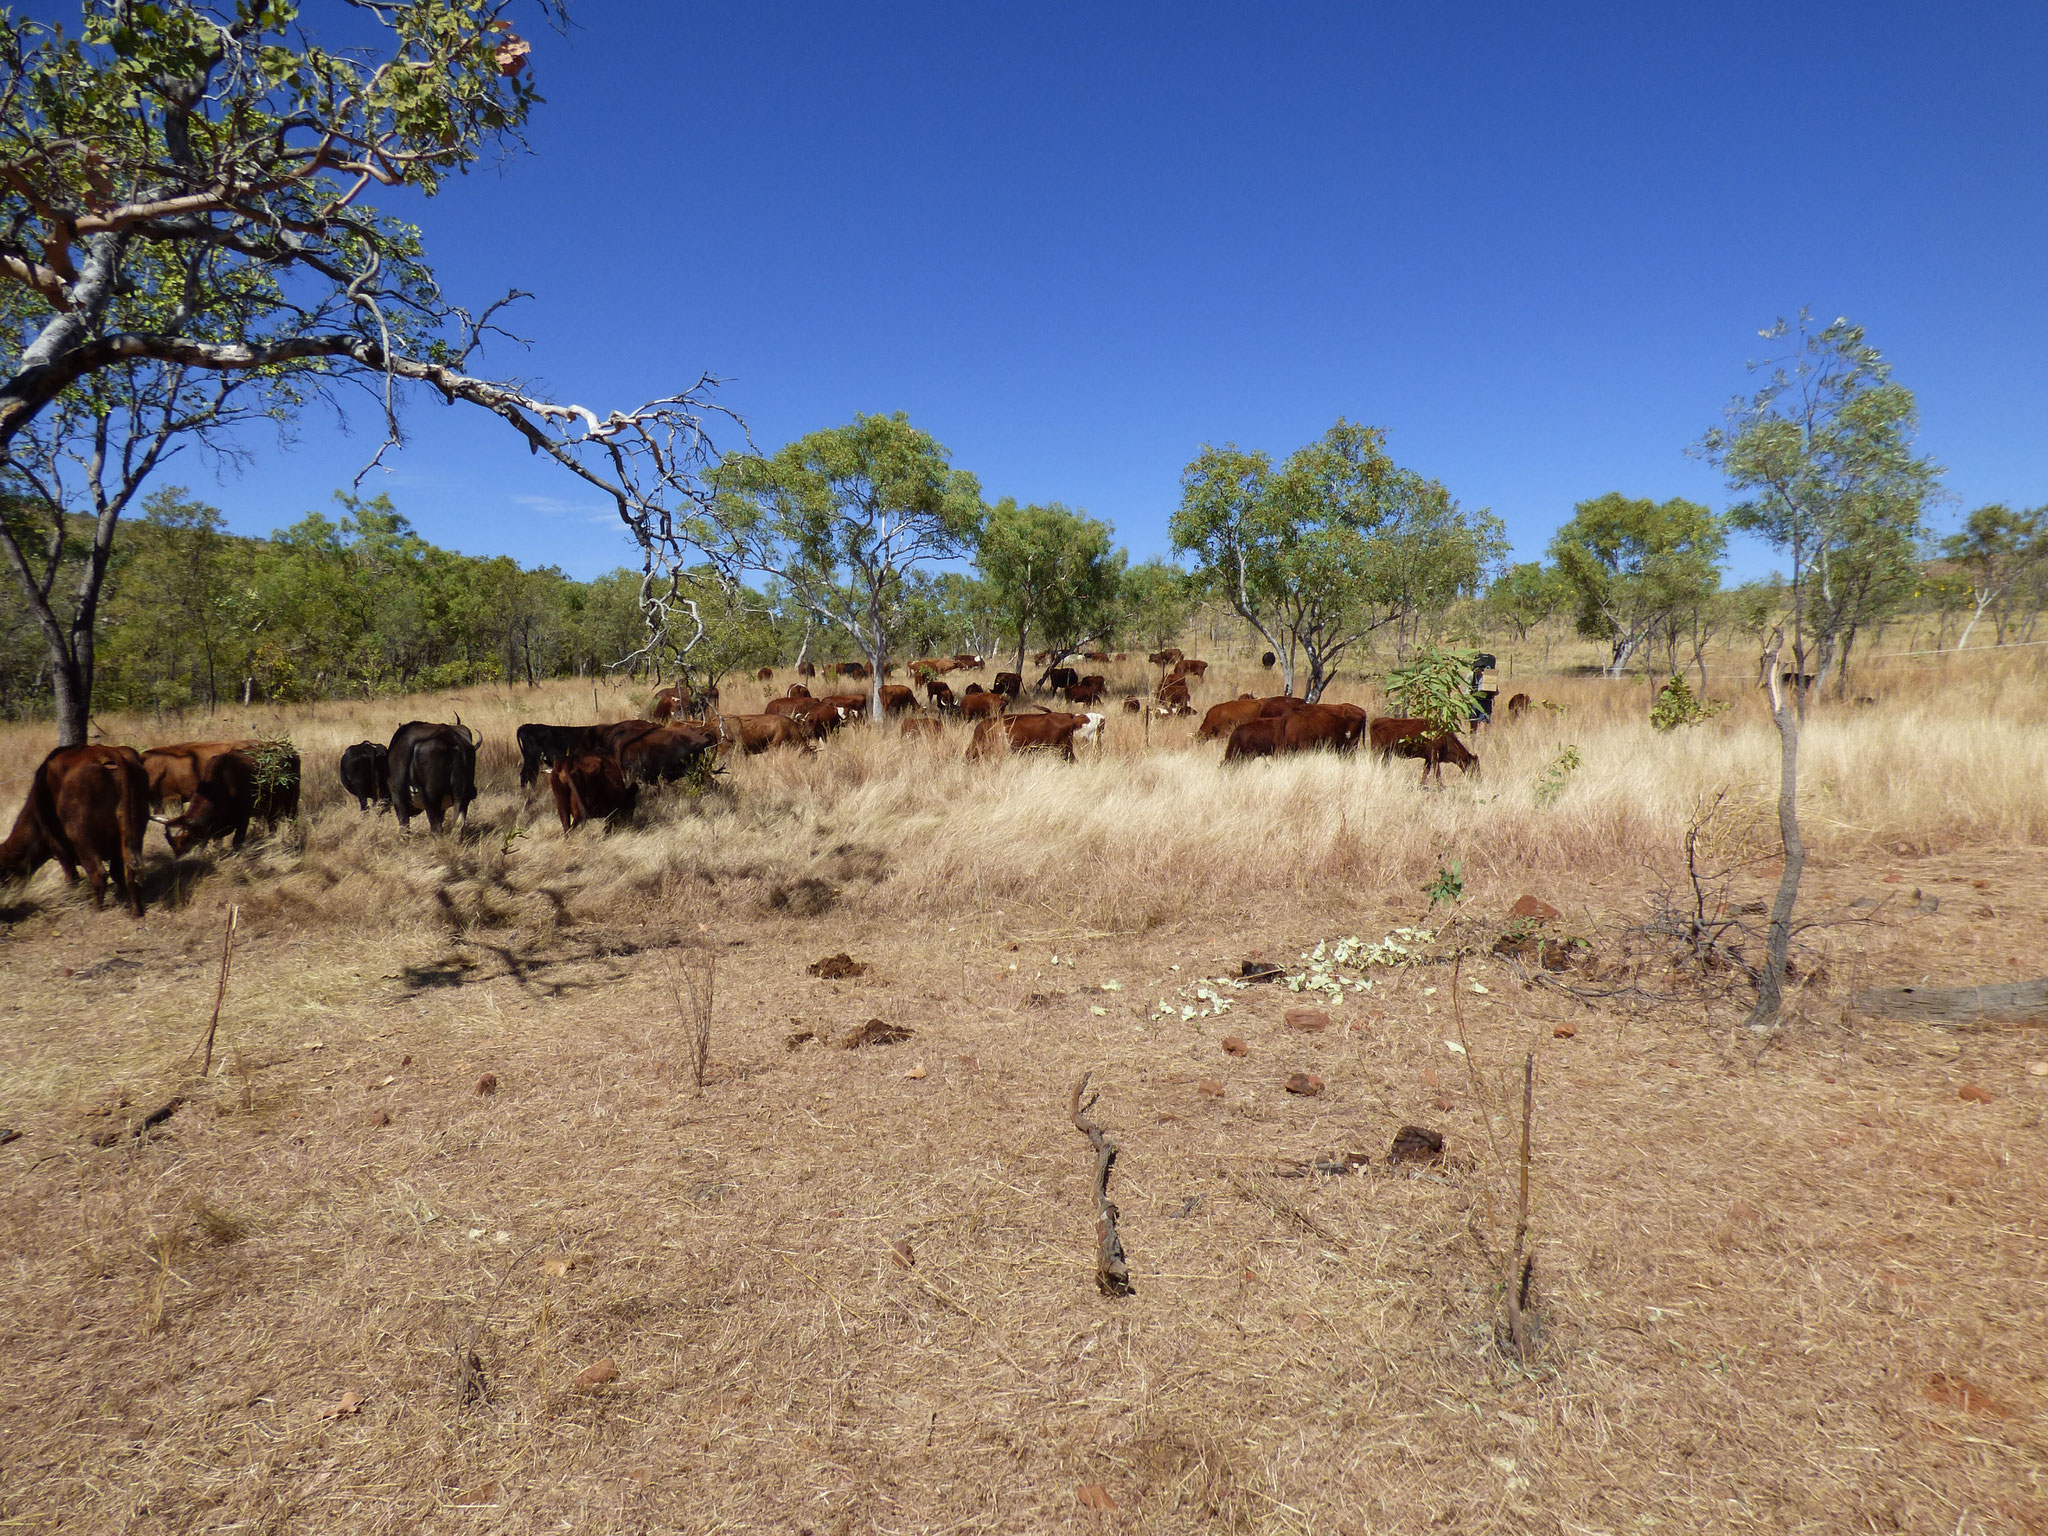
1750 634 1804 1030
49 649 89 746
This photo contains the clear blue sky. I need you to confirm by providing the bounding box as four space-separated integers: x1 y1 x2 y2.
201 1 2047 581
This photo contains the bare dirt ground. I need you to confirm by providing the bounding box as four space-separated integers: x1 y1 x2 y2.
2 655 2045 1532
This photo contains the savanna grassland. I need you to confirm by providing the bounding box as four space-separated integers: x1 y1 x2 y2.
2 647 2045 1534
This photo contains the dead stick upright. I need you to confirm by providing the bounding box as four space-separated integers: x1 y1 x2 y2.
1069 1072 1134 1297
200 905 240 1078
1505 1049 1536 1362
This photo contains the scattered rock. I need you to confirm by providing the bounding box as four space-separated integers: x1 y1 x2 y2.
841 1018 912 1049
474 1074 497 1096
890 1237 914 1268
1553 1022 1577 1039
1076 1484 1118 1512
2029 1062 2048 1077
1284 1008 1330 1033
1958 1083 1997 1104
1240 960 1284 982
807 952 866 979
1196 1079 1225 1098
904 1063 927 1080
1883 872 1902 884
365 1110 391 1128
1972 879 1990 889
1221 1036 1249 1056
1509 895 1560 923
1389 1125 1445 1164
783 1028 820 1049
573 1357 618 1390
1284 1072 1324 1097
0 1127 20 1146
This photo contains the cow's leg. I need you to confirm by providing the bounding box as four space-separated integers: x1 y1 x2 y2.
77 848 107 909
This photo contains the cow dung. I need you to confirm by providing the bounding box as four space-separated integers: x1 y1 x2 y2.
1389 1125 1445 1164
808 952 866 979
1285 1072 1325 1097
842 1018 912 1049
1284 1008 1331 1033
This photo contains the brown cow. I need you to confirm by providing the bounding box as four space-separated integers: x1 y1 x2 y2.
1369 717 1480 786
778 698 854 736
796 661 817 679
879 684 917 716
0 745 148 915
1199 694 1301 741
952 653 984 669
1148 648 1183 668
960 690 1006 721
1223 703 1366 762
618 723 721 783
594 719 665 759
785 683 812 699
1505 693 1531 720
965 710 1106 762
836 660 870 679
140 739 262 811
551 751 638 831
817 693 870 719
756 667 774 683
900 716 943 739
1165 658 1208 683
926 679 957 711
1155 678 1195 715
163 745 303 854
1082 650 1110 663
1065 680 1106 707
718 713 817 755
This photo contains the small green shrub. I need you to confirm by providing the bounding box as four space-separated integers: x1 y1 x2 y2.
1650 673 1729 732
1534 745 1582 807
1423 859 1465 911
1385 647 1480 736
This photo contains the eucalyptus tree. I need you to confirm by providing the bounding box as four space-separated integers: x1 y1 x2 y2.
1548 493 1725 678
1171 419 1502 700
1117 558 1198 653
1943 504 2044 650
708 414 984 715
977 498 1124 682
0 2 740 739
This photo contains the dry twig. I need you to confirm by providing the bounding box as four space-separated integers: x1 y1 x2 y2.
1069 1072 1134 1297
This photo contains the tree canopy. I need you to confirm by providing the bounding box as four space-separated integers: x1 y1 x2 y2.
1549 493 1725 678
977 498 1124 679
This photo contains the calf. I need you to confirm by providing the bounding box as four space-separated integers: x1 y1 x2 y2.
965 710 1106 762
756 667 774 683
339 741 391 811
1065 679 1106 706
1368 717 1479 786
0 745 148 915
1156 678 1196 715
551 751 638 831
515 722 600 789
1505 693 1530 720
1148 648 1183 668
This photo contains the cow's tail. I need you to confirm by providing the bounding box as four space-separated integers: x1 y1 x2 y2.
110 756 147 916
454 714 482 748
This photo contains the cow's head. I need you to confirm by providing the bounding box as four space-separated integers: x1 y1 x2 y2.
160 813 196 856
1074 712 1106 745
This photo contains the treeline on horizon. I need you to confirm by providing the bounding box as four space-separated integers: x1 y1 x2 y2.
3 471 2040 726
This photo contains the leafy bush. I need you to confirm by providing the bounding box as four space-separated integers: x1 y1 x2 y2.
1535 745 1582 806
1384 646 1480 736
1423 859 1465 911
1650 673 1729 731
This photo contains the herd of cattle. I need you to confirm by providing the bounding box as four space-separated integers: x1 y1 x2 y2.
1 649 1510 920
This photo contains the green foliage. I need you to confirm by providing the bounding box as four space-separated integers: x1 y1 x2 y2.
1698 310 1940 688
1534 745 1582 807
1650 674 1729 732
1940 504 2046 647
1481 562 1569 641
1549 493 1725 676
1383 645 1479 736
977 499 1125 670
247 736 298 805
1422 859 1465 911
1116 558 1198 651
1171 419 1505 701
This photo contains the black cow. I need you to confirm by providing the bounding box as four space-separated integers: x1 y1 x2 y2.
339 741 390 812
388 719 480 832
1046 666 1079 693
515 722 601 789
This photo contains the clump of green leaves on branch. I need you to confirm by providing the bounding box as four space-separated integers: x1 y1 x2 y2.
1383 645 1480 736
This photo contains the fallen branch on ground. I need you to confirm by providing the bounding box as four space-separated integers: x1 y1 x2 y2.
1069 1072 1134 1297
1850 977 2048 1026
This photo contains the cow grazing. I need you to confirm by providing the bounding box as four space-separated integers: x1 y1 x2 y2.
817 693 870 719
1505 693 1530 720
991 672 1021 698
163 744 302 854
515 723 600 789
717 713 817 755
1065 679 1106 706
926 679 957 711
551 751 638 831
1199 694 1301 741
836 660 871 679
965 710 1106 762
339 741 392 811
781 698 854 736
1082 650 1110 663
900 716 943 739
952 653 984 669
1165 658 1209 683
1046 666 1079 694
593 718 664 761
0 745 148 915
796 661 817 679
960 690 1006 720
1148 648 1183 668
1368 717 1479 786
756 667 774 683
1155 678 1196 715
388 719 480 832
878 684 917 716
140 739 263 811
619 723 721 783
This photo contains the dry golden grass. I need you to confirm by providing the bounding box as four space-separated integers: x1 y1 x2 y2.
2 644 2045 1532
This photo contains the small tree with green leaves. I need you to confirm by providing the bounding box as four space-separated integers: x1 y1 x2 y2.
1384 645 1480 736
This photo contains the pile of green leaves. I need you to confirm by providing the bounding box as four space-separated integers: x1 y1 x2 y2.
1650 674 1729 732
1384 646 1480 736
